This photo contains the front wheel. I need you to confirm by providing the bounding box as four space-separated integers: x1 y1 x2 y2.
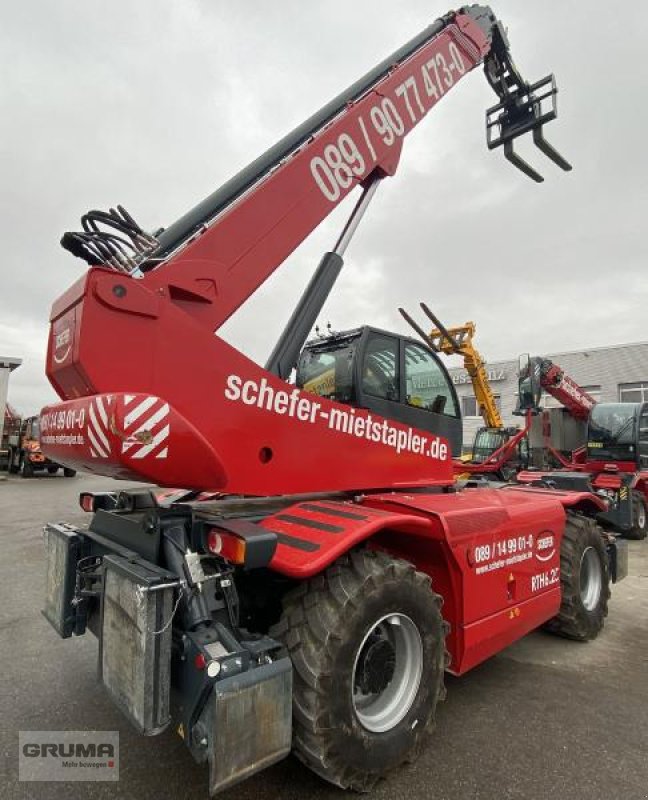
47 465 58 475
271 550 447 791
63 468 76 478
544 513 610 641
626 491 647 540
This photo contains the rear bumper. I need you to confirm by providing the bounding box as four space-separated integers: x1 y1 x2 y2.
42 521 292 794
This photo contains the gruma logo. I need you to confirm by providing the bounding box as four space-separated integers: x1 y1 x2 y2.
19 731 119 782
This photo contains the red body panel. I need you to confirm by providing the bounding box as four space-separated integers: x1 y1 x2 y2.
41 14 490 494
40 381 453 493
259 488 570 675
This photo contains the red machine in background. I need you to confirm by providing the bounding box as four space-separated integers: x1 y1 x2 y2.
39 7 627 796
519 355 648 539
536 357 597 421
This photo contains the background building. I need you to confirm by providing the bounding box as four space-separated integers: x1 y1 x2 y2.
447 341 648 450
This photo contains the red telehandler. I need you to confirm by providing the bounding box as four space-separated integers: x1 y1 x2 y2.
40 7 627 795
518 356 648 539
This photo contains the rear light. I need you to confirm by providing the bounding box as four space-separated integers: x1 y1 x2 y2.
204 522 277 569
206 530 246 564
80 493 95 512
78 491 117 513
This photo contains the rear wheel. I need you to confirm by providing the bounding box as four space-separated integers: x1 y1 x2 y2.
63 468 76 478
20 457 34 478
271 550 447 791
544 513 610 641
47 465 58 475
626 491 647 540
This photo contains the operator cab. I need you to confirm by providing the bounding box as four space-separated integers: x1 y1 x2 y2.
297 326 462 456
587 402 648 468
470 426 527 463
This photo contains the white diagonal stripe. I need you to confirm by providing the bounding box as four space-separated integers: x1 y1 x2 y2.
95 395 108 427
132 403 169 435
89 404 110 452
124 394 135 405
124 396 157 428
131 424 170 459
87 425 108 458
156 447 168 459
90 447 98 458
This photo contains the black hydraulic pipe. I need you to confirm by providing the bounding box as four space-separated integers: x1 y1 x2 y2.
265 251 344 380
162 527 211 631
143 7 497 268
265 177 379 379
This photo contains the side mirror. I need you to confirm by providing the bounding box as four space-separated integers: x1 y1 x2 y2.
516 354 542 414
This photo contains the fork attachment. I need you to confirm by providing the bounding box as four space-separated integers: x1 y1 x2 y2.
484 22 572 182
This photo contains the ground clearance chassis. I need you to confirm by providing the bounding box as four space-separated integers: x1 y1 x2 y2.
44 482 627 793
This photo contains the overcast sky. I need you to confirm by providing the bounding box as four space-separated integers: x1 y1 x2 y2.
1 1 647 415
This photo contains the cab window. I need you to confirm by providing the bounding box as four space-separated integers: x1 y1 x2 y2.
297 339 357 403
404 343 458 416
362 335 399 401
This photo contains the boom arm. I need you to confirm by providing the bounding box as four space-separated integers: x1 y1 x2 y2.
43 7 571 493
423 306 503 428
536 358 597 421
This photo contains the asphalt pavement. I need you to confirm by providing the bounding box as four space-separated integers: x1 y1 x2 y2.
1 472 647 800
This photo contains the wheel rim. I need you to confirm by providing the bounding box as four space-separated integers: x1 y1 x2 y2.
579 547 602 611
637 502 646 530
352 613 423 733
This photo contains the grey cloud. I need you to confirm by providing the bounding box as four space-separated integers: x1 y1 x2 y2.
1 1 646 415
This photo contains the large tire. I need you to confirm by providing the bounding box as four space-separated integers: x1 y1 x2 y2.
47 465 58 475
63 468 77 478
20 457 34 478
544 513 610 641
271 550 447 791
626 491 648 540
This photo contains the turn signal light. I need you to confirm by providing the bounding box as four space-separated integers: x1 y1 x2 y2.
206 530 246 564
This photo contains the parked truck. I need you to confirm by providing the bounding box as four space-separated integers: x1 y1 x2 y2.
5 414 76 477
39 6 626 795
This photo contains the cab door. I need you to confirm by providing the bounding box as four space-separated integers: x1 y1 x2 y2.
353 331 461 456
400 340 461 456
353 330 403 422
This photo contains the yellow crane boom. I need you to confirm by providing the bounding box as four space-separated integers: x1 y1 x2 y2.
399 303 503 429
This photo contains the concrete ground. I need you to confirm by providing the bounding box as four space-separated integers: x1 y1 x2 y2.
1 472 647 800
